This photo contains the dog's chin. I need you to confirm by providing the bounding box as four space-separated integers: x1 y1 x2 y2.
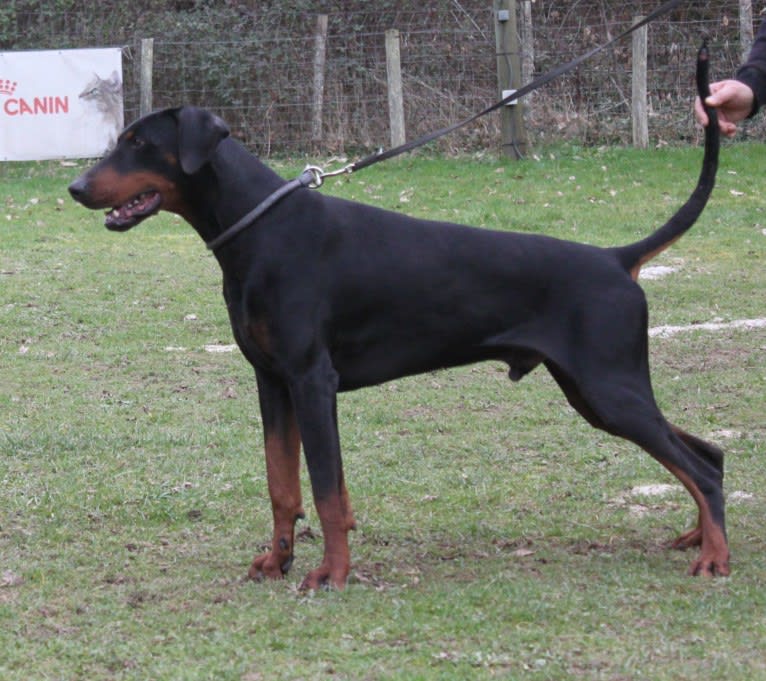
104 191 162 231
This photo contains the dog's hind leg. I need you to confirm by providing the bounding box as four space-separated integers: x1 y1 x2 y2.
664 424 725 555
544 362 729 577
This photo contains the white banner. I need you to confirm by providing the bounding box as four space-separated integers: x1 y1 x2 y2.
0 48 124 161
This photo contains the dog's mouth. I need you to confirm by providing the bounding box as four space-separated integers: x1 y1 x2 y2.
105 191 162 231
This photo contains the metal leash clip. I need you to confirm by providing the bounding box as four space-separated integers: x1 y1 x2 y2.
303 162 356 189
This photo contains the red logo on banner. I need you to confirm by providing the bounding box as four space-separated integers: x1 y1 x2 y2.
1 79 69 116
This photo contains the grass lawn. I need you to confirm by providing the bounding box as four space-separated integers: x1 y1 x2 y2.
1 142 765 680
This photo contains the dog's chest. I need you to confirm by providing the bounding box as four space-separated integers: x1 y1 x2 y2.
222 276 275 367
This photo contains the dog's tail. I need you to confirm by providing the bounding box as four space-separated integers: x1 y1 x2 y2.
615 43 719 281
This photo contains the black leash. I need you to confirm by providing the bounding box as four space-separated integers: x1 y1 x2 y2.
208 0 682 252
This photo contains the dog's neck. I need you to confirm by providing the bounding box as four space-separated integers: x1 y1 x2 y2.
183 138 287 246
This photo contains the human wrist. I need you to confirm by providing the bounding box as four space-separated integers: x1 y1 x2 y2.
734 68 762 117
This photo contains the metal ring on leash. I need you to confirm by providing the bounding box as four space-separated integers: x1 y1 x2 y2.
303 162 358 189
302 165 325 188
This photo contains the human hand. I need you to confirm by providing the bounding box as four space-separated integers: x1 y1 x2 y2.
694 79 755 136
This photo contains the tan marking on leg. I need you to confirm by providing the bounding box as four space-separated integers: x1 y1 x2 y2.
662 462 729 577
671 517 703 549
300 495 352 590
338 465 356 532
249 416 304 581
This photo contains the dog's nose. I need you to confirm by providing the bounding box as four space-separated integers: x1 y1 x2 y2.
68 177 88 203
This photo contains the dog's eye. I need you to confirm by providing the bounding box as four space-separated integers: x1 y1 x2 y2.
131 136 145 150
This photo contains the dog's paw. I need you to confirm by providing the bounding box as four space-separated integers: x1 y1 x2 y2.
248 551 291 581
688 553 730 578
670 526 703 550
299 563 349 591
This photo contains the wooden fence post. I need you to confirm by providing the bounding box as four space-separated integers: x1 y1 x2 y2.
520 0 534 106
385 29 406 148
140 38 154 117
739 0 754 61
494 0 527 159
311 14 328 147
632 16 648 149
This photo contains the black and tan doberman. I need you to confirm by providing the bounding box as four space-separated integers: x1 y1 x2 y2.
69 48 728 589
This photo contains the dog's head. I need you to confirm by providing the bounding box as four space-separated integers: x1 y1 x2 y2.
68 107 229 231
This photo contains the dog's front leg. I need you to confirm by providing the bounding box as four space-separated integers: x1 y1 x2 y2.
288 354 355 590
249 369 305 582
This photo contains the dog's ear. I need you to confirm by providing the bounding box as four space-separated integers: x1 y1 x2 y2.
175 106 230 174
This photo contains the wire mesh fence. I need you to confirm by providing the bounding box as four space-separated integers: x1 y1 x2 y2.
136 10 500 155
2 1 763 156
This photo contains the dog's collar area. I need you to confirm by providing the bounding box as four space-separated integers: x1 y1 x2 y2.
206 168 316 252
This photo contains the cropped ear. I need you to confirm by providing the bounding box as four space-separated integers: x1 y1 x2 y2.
175 106 230 174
